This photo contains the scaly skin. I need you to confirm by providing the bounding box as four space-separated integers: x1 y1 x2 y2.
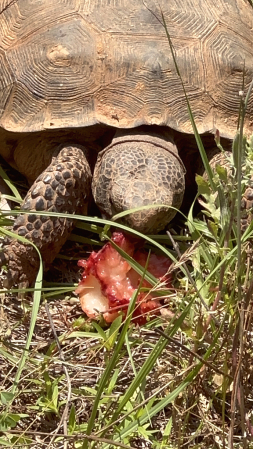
0 145 91 288
92 134 186 233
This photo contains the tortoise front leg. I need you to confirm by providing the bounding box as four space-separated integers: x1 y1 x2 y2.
0 145 91 288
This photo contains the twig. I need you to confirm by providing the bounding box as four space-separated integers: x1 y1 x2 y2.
229 325 242 449
45 301 72 449
229 252 253 447
154 327 232 380
1 429 135 449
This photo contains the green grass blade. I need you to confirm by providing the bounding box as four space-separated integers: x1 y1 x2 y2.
82 289 139 449
0 209 180 264
108 296 194 423
111 204 179 222
111 362 203 445
0 165 22 201
159 11 215 191
103 316 223 447
108 237 158 286
11 267 43 395
0 228 43 395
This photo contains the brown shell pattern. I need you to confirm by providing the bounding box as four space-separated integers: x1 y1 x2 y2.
0 0 252 138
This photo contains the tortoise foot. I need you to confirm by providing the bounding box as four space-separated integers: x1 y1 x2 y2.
0 238 40 289
92 133 185 234
0 145 92 288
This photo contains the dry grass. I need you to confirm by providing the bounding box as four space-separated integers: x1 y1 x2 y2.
1 241 253 448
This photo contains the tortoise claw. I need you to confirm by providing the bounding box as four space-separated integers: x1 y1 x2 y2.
0 239 39 289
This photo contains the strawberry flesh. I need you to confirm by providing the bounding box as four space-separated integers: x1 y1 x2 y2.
75 232 172 324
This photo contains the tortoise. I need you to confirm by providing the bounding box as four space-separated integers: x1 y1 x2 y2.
0 0 252 288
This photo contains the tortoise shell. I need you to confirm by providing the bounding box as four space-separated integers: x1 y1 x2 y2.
0 0 252 138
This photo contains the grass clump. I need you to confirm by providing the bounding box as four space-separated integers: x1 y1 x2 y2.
0 132 253 448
